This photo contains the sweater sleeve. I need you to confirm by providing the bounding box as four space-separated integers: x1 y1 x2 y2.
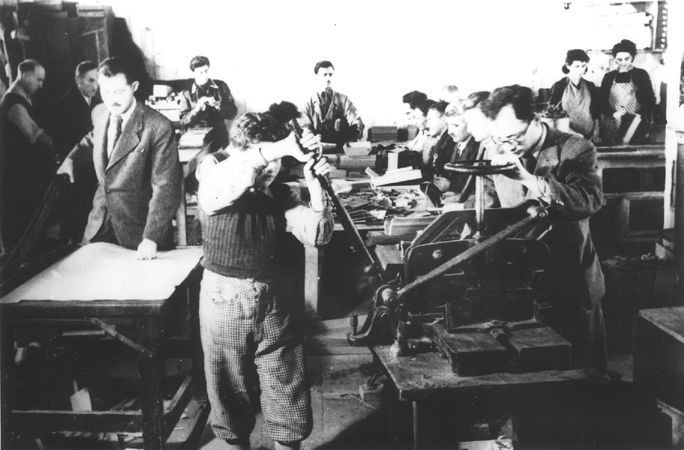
298 97 317 135
343 96 364 139
179 88 198 127
218 81 238 120
634 68 656 114
285 204 334 247
549 79 565 109
531 138 603 220
197 149 268 215
7 103 51 146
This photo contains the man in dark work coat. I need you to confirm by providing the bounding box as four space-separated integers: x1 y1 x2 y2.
47 61 102 241
482 85 606 370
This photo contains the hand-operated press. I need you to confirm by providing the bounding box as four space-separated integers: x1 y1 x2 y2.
341 160 573 376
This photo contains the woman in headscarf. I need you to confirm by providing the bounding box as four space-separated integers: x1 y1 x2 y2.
598 39 655 145
549 49 600 142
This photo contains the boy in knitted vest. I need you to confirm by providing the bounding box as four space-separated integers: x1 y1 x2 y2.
196 101 332 450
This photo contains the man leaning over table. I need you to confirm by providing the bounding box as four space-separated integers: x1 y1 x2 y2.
58 57 182 260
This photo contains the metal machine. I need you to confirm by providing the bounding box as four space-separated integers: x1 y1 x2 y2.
344 161 573 375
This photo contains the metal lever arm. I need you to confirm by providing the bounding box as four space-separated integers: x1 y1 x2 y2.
291 120 380 272
396 203 547 301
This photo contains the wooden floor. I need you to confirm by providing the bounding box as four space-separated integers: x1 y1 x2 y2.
7 321 676 450
197 318 387 449
197 353 382 450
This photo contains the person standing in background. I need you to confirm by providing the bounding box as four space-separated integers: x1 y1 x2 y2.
598 39 655 145
300 60 364 147
180 56 239 196
549 50 600 142
180 55 238 151
0 59 55 253
48 60 102 161
47 60 102 242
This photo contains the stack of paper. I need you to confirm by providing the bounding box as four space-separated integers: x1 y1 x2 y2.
179 128 212 149
365 167 423 188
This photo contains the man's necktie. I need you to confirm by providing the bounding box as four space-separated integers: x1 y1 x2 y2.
520 154 537 174
107 115 123 159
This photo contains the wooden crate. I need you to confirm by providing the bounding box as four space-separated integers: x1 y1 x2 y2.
634 307 684 411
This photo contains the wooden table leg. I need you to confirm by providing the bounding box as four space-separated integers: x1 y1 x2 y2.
138 318 165 450
304 245 324 317
176 176 188 247
189 270 206 398
412 400 419 450
0 315 12 449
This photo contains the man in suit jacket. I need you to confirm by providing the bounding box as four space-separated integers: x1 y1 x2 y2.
49 61 102 160
482 85 607 370
58 57 181 260
440 102 481 195
47 61 102 242
0 59 54 254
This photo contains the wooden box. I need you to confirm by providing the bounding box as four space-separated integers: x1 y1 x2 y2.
634 307 684 411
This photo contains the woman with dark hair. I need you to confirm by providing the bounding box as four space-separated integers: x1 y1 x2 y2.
549 49 600 141
400 95 437 154
598 39 656 144
196 101 333 450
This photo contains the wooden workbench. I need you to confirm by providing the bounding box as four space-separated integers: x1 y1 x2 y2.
1 243 205 450
592 145 666 255
371 345 608 448
634 307 684 411
303 182 434 316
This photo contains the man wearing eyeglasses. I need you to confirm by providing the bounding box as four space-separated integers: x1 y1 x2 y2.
481 84 606 370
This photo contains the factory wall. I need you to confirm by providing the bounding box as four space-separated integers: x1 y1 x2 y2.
111 0 666 128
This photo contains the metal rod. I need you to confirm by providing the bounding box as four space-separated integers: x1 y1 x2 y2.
318 175 379 270
397 213 540 300
88 318 155 359
475 175 485 239
291 119 379 272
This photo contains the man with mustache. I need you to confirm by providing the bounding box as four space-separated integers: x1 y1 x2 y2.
58 57 181 260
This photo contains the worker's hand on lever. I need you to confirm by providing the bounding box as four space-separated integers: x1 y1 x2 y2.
136 238 158 260
56 158 75 183
300 129 322 152
304 156 332 212
260 131 321 163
